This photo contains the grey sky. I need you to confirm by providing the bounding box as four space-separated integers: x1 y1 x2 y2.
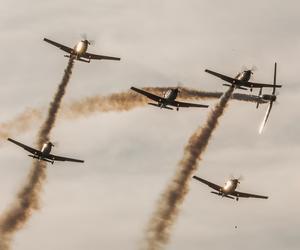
0 0 299 249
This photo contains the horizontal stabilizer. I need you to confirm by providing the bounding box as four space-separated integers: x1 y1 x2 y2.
236 86 248 90
28 154 38 160
148 103 173 110
77 57 91 63
222 84 233 87
211 191 234 199
223 84 248 90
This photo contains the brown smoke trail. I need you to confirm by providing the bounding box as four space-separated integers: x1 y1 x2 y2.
62 88 265 119
0 87 265 140
0 108 43 139
142 87 234 250
0 57 75 250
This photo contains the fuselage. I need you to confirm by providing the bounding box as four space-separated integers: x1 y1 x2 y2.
163 89 178 102
157 88 179 108
220 179 239 195
41 142 54 156
235 70 252 83
73 40 89 56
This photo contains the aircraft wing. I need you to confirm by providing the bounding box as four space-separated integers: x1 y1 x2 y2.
170 100 209 108
82 52 121 61
205 69 236 84
232 190 268 199
43 38 73 54
131 87 165 102
47 153 84 163
247 81 282 89
7 138 41 156
193 176 221 192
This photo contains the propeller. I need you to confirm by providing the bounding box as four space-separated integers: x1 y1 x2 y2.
49 141 60 148
80 33 95 45
230 175 243 183
80 33 87 40
177 82 183 92
241 65 257 73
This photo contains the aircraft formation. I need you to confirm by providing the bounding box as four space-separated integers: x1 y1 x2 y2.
8 37 281 199
0 36 283 249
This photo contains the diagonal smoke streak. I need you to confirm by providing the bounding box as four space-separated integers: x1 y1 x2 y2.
142 87 234 250
0 57 75 250
0 88 264 139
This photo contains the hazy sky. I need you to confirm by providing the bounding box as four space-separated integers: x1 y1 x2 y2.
0 0 299 249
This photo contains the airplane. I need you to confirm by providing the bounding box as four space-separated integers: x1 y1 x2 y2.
43 37 121 63
8 138 84 164
193 175 268 201
130 87 209 111
205 63 282 92
257 63 280 133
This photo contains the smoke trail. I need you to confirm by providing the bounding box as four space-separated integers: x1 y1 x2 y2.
142 87 234 250
0 88 265 139
0 108 43 140
62 88 265 119
0 57 75 250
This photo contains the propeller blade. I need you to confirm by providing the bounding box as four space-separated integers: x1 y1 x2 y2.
251 65 257 72
88 40 95 46
259 101 274 134
80 33 87 40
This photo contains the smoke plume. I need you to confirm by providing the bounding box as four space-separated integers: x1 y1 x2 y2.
0 88 264 139
142 87 234 250
0 108 43 140
0 57 75 250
